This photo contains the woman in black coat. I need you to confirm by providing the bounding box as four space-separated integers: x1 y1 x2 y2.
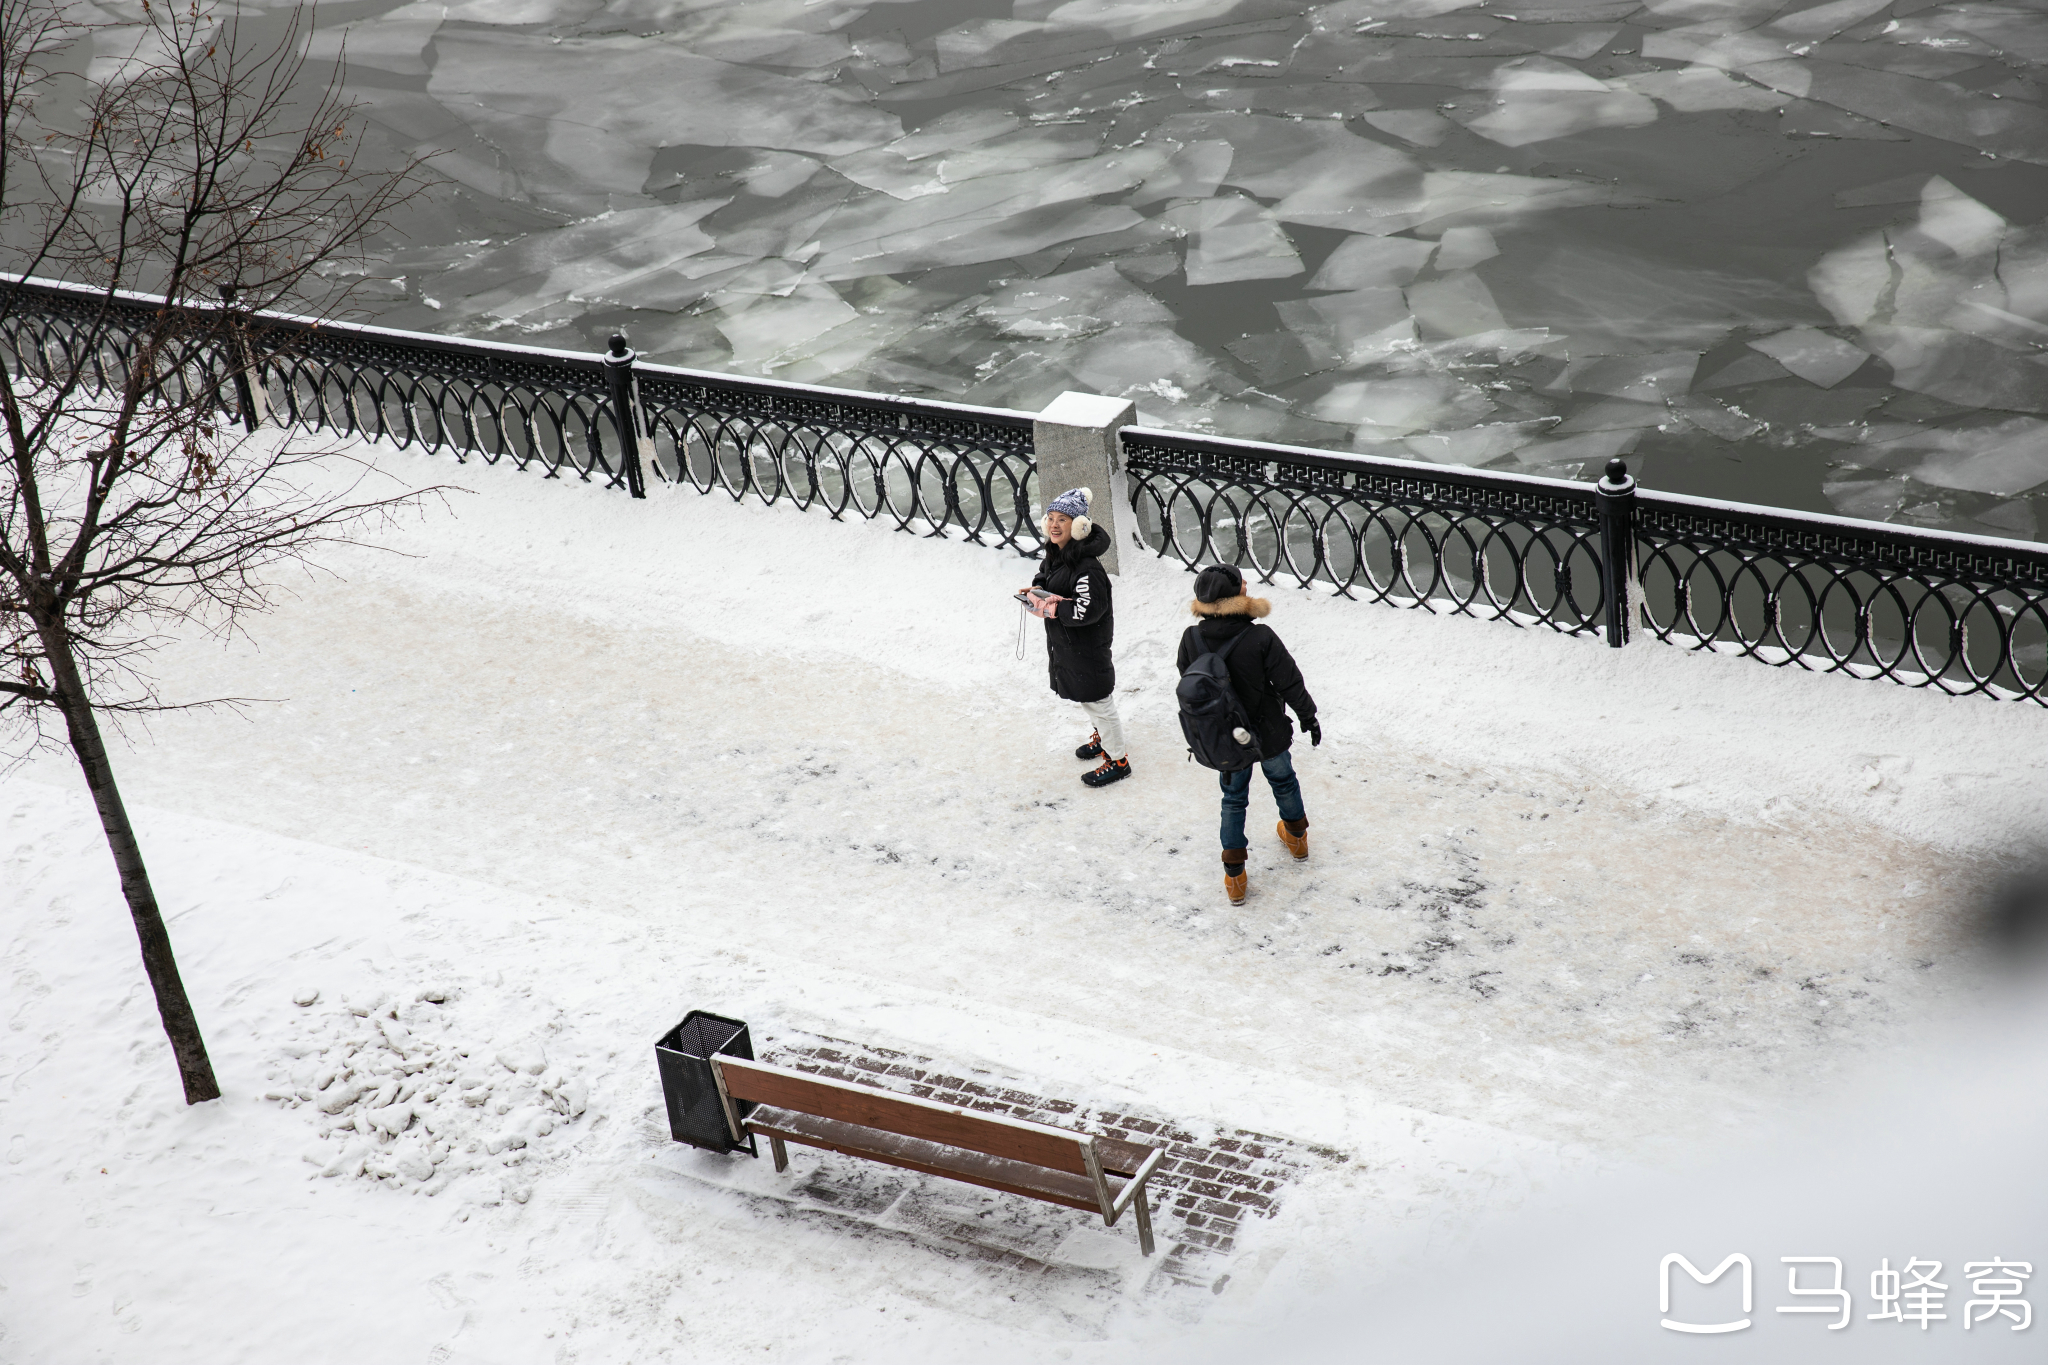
1024 487 1131 787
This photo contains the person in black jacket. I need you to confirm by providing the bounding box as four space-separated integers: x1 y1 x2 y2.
1023 487 1131 787
1175 564 1319 904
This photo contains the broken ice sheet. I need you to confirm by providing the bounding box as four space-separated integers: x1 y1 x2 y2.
1833 173 1933 209
1617 65 1788 112
440 0 604 21
1408 271 1508 338
426 33 901 209
1515 427 1642 467
1553 399 1669 433
1038 0 1254 43
1747 327 1870 388
1129 140 1234 205
803 148 1163 279
1311 375 1495 437
1459 60 1659 147
975 263 1176 339
1305 235 1436 291
1669 393 1766 441
712 285 862 372
1740 60 2048 166
1549 352 1699 401
1493 242 1820 350
833 123 1102 201
1362 110 1456 146
1410 171 1622 235
1762 0 1893 42
433 200 733 318
1276 288 1418 367
303 2 443 77
1157 113 1425 233
1064 327 1220 416
1778 101 1907 142
1823 473 1909 521
1914 176 2007 258
1892 417 2048 496
1949 227 2048 346
1433 227 1499 270
1697 350 1791 389
1862 327 2048 414
1163 194 1305 285
1403 420 1553 463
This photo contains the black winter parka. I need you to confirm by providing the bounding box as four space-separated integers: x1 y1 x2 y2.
1175 595 1317 756
1031 522 1116 703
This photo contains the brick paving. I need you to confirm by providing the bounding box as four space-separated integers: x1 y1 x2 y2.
765 1031 1345 1291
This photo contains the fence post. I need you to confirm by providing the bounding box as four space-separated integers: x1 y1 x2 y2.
603 333 647 499
216 284 261 434
1031 391 1136 573
1596 457 1637 647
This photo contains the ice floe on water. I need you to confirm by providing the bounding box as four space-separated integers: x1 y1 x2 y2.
298 0 2048 534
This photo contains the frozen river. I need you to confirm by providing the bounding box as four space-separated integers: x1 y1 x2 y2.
297 0 2047 535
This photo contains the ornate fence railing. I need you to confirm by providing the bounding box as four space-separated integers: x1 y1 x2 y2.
0 277 1043 551
1122 427 2048 704
6 274 2046 704
1122 426 1611 636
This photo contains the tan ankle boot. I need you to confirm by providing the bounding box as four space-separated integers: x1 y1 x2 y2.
1278 817 1309 861
1223 849 1248 905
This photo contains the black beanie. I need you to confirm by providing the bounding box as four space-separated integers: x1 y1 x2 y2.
1194 565 1244 603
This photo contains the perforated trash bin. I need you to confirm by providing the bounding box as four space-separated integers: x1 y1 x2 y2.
656 1011 757 1154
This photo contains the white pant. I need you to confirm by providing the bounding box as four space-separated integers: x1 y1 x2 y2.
1080 696 1126 760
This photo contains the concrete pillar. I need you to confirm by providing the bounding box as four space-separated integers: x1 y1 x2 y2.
1032 391 1137 574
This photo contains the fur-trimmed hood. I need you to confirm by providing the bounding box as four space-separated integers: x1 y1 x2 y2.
1189 594 1271 619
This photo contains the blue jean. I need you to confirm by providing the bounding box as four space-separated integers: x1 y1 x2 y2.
1219 751 1305 851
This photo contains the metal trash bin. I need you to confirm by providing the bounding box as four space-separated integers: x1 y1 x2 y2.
656 1010 757 1154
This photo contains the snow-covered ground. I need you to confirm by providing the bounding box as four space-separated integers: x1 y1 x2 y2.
5 444 2045 1361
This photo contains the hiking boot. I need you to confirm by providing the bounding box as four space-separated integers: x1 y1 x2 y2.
1223 850 1248 906
1081 754 1131 787
1278 817 1309 861
1075 729 1104 761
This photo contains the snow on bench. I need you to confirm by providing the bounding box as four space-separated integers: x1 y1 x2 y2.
709 1054 1165 1256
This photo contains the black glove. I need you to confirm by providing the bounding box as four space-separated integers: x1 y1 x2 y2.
1305 719 1322 747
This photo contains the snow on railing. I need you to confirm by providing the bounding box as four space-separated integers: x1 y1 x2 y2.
1123 426 2048 705
7 274 2046 703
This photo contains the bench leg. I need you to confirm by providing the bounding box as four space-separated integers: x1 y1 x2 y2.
770 1135 788 1174
1133 1185 1154 1257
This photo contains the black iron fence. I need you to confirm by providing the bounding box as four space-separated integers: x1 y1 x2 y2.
6 275 2046 704
1123 427 2048 704
0 277 1042 552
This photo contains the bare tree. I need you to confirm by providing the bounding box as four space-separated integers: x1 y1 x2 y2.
0 0 437 1103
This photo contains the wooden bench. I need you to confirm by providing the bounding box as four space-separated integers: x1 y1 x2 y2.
707 1054 1164 1256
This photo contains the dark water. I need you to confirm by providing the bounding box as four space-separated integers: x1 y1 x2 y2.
297 0 2046 536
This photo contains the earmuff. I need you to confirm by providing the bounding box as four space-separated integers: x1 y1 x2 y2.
1045 487 1095 542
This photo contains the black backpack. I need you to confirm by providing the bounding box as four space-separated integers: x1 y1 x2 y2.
1177 629 1263 772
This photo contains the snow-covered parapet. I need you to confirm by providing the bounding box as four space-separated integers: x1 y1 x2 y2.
1032 391 1137 574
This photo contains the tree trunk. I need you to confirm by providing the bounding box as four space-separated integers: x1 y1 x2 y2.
40 625 221 1105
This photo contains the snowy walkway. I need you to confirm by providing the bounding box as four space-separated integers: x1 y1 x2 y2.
5 447 2044 1362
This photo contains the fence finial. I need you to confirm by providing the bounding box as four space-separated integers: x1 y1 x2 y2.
601 334 646 499
1596 458 1638 647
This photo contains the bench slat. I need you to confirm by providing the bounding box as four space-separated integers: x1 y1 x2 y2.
746 1106 1104 1213
1094 1135 1157 1179
716 1057 1092 1176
